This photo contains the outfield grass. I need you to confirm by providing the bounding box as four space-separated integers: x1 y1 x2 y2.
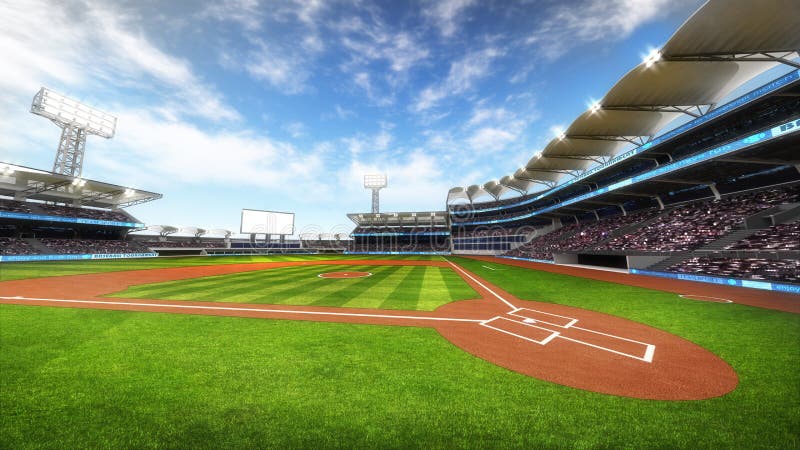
107 264 477 310
0 254 439 282
1 255 798 448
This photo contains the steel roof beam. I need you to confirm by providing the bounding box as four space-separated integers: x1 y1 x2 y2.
663 51 800 69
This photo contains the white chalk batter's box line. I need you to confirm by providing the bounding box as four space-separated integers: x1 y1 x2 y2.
507 307 579 328
480 314 656 363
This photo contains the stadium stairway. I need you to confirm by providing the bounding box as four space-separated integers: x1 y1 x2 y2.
23 238 50 254
592 209 668 248
642 253 693 273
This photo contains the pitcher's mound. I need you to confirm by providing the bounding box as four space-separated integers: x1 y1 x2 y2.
318 271 373 279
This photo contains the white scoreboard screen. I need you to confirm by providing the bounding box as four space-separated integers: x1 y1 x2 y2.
240 209 295 235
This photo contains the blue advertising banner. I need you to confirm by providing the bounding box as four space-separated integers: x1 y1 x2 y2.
629 269 800 294
0 211 143 228
0 253 158 263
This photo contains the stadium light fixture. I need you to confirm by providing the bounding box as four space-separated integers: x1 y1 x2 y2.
551 126 566 140
30 87 118 178
363 173 388 213
643 49 662 68
588 100 601 114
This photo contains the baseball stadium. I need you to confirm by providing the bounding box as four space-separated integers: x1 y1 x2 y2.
1 0 799 448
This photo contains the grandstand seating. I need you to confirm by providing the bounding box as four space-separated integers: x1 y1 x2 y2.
667 257 799 284
143 241 226 248
727 220 800 251
451 226 534 238
348 242 450 253
504 184 800 264
560 209 661 251
504 223 581 261
0 198 135 223
39 239 151 255
599 186 799 252
0 238 38 255
352 226 449 234
0 199 33 214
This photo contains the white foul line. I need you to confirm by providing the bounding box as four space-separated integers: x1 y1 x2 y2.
0 296 483 323
445 259 517 310
480 316 560 345
480 314 656 363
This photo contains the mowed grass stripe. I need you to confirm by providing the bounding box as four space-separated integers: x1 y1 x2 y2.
410 266 478 310
268 265 376 305
188 265 331 302
378 266 426 310
307 266 407 308
108 264 477 311
439 266 480 301
149 264 376 305
341 266 421 309
107 265 320 300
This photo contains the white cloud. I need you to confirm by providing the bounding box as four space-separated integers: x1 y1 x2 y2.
283 122 307 138
423 0 476 37
467 107 512 126
202 0 263 31
413 47 503 112
245 40 310 94
467 127 519 152
89 109 323 193
335 104 355 119
352 72 393 106
0 0 239 122
342 128 393 157
336 14 429 74
526 0 693 60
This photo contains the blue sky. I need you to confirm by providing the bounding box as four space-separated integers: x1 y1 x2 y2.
0 0 704 236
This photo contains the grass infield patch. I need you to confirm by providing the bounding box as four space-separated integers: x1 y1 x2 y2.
106 264 477 311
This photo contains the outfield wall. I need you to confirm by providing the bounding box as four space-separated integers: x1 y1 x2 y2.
0 253 159 263
629 269 800 295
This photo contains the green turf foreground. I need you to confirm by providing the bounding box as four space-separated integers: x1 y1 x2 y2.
106 264 476 310
1 256 799 448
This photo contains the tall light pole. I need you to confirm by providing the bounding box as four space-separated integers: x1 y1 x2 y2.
30 87 117 177
363 174 387 213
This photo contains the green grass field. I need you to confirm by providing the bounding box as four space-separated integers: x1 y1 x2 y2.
1 255 798 449
107 264 477 310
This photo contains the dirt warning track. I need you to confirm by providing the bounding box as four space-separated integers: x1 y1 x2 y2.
0 258 739 400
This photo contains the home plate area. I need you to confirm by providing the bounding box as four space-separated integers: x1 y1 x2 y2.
481 308 656 363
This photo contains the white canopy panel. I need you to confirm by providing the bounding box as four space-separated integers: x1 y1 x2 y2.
662 0 800 57
447 0 800 204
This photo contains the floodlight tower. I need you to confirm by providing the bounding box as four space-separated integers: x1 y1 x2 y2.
363 174 387 213
30 87 117 178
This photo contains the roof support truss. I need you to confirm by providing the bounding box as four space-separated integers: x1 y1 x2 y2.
602 104 713 118
80 189 124 203
22 180 71 195
716 157 798 165
544 154 609 164
664 51 800 69
568 135 652 147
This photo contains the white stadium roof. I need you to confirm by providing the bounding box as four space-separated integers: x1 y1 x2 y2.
0 162 162 208
449 0 800 204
